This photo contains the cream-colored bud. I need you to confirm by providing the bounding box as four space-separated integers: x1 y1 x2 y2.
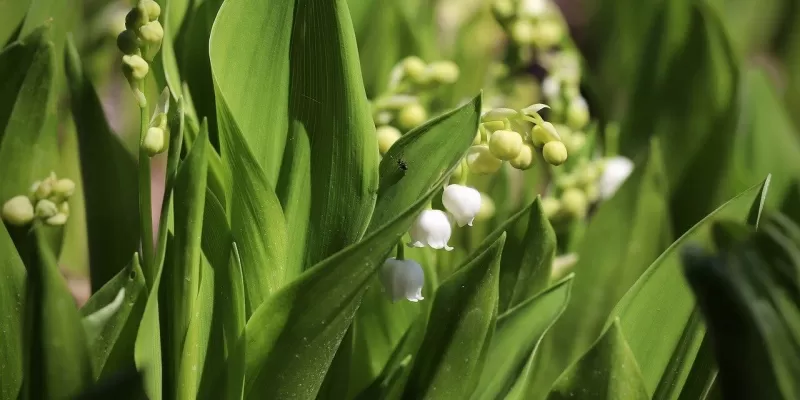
117 29 141 55
35 199 58 218
427 61 459 84
376 125 402 155
138 21 164 44
482 107 518 122
143 127 166 156
34 179 53 200
543 141 568 166
402 56 427 83
541 197 561 218
476 193 495 221
561 188 587 219
566 96 590 129
466 145 503 174
473 130 483 145
2 196 34 226
536 20 563 48
397 103 427 130
509 143 534 170
482 120 506 133
565 131 586 154
531 121 561 147
556 174 577 189
125 6 147 30
510 19 536 45
122 54 149 80
489 130 523 160
142 0 161 20
28 181 41 198
59 201 70 217
46 213 68 226
451 160 464 182
52 179 76 199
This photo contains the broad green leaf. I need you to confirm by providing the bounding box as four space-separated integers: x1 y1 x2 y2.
217 104 288 315
64 36 139 291
210 0 379 269
675 338 717 400
80 255 147 380
237 180 446 399
161 121 208 397
402 233 506 399
275 120 310 277
606 177 770 396
0 225 25 399
176 256 215 399
530 139 671 396
473 275 573 400
24 227 92 399
546 320 649 400
58 115 89 275
0 27 58 205
0 0 30 46
317 326 354 400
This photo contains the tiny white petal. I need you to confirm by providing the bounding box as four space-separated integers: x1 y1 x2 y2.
598 156 634 200
380 258 425 303
442 185 482 227
407 209 453 251
542 76 560 100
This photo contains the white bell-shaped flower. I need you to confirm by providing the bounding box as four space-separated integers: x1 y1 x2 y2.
408 209 453 251
379 258 425 303
598 156 634 200
442 184 482 227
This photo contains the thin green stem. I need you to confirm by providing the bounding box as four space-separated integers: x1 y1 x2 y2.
395 241 405 260
137 84 154 285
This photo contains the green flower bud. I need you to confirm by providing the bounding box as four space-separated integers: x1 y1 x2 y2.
556 174 577 189
28 181 41 199
117 29 141 55
531 121 560 147
466 145 503 174
142 0 161 20
122 54 149 81
565 130 586 154
46 213 68 226
541 197 561 218
543 141 568 166
376 125 402 155
489 129 523 160
59 201 70 217
491 0 515 20
402 56 427 84
138 21 163 45
473 130 482 145
125 6 147 30
2 196 34 226
476 193 496 221
451 160 465 182
52 179 76 200
34 179 53 200
397 103 427 130
143 126 166 156
536 20 563 48
427 61 459 84
561 188 587 219
35 199 58 218
481 107 518 122
481 120 505 132
510 19 536 45
509 143 535 170
585 184 599 202
566 96 590 129
577 164 599 186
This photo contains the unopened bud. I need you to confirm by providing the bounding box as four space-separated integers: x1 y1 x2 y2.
565 131 586 154
473 130 483 145
541 197 561 218
138 21 163 44
397 103 427 130
476 193 496 221
491 0 515 20
536 20 563 48
52 179 76 200
427 61 459 84
46 213 68 226
122 54 149 81
117 29 141 55
125 6 147 30
489 130 523 160
143 127 166 156
566 96 590 129
34 179 53 200
59 201 70 217
509 143 534 170
35 199 58 218
451 160 465 182
482 107 518 122
510 19 536 45
561 188 587 219
531 121 560 147
376 125 402 155
402 56 427 84
142 0 161 20
482 120 505 132
466 145 503 174
2 196 35 226
543 141 568 166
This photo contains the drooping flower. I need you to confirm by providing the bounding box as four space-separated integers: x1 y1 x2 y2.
442 185 482 227
379 258 425 303
408 209 453 250
598 156 634 200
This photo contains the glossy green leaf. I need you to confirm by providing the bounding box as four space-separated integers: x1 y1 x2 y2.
64 36 139 291
0 0 30 46
0 225 25 399
473 275 573 400
275 120 310 276
210 0 379 270
547 320 649 400
24 227 92 399
80 255 146 380
0 27 58 205
176 256 214 399
237 181 446 399
530 139 671 396
217 105 287 315
402 233 506 399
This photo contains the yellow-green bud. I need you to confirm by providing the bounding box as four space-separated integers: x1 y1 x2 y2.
536 20 563 48
509 143 535 170
2 196 34 226
376 125 402 155
142 0 161 20
543 141 568 165
491 0 515 20
566 96 590 129
541 197 561 218
585 184 599 202
466 145 503 174
35 199 58 218
565 131 586 154
556 174 577 189
489 129 523 160
59 201 70 217
482 107 518 122
451 160 465 182
402 56 427 83
46 213 68 226
482 120 505 132
117 29 141 55
561 188 587 219
473 130 483 145
476 193 496 221
139 21 164 44
397 103 427 130
531 121 560 147
28 181 41 198
125 6 147 30
577 164 599 186
52 179 76 199
510 19 536 45
427 61 459 84
143 126 166 156
34 179 53 200
122 54 149 81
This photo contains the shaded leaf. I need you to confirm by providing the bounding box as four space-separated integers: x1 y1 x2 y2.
0 224 26 399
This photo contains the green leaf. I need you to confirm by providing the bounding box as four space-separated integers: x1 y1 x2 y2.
217 105 288 315
275 120 310 277
530 139 671 396
152 0 183 99
473 275 573 400
546 320 649 400
176 256 215 399
237 181 446 399
0 224 25 399
675 338 718 400
402 233 505 399
0 0 30 46
73 367 145 400
23 227 93 399
64 36 139 291
80 255 147 380
210 0 379 269
0 27 58 205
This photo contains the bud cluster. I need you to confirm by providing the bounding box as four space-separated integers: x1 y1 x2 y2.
116 0 163 107
142 88 171 156
1 172 75 227
492 0 566 50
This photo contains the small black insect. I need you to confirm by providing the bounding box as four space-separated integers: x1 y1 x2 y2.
396 157 408 171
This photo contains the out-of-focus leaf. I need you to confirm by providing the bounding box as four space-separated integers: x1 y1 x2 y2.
58 115 88 275
237 181 446 399
80 255 146 380
0 0 30 46
529 139 670 397
155 0 189 40
210 0 379 270
65 36 139 291
153 0 183 98
473 275 573 400
0 225 25 399
546 320 649 400
73 367 145 400
675 338 717 400
20 0 76 93
402 233 505 399
24 227 92 399
774 0 800 130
